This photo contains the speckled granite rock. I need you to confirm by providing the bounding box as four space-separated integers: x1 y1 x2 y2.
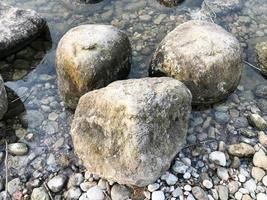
56 24 131 109
202 0 242 16
0 3 46 58
150 20 243 105
71 77 192 186
0 75 7 120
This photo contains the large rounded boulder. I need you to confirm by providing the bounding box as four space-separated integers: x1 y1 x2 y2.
56 24 131 109
150 20 243 105
0 3 46 58
71 77 192 186
0 75 8 120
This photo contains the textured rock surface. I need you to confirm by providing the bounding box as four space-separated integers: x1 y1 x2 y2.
0 75 8 120
150 20 243 105
156 0 183 7
255 41 267 76
71 77 192 186
0 3 46 58
56 24 131 109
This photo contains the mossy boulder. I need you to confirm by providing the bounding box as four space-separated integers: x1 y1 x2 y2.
71 77 192 186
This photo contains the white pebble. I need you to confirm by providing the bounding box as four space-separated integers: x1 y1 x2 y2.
152 191 165 200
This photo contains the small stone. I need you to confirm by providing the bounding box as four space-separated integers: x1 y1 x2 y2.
242 194 252 200
192 186 208 200
47 175 67 193
257 193 267 200
86 186 104 200
217 167 229 181
161 172 178 185
228 181 239 194
218 185 228 200
231 157 241 169
66 187 81 200
152 191 165 200
258 131 267 147
243 179 256 193
228 143 255 157
184 185 192 191
172 160 188 174
235 191 243 200
110 184 132 200
251 167 265 181
31 187 50 200
203 180 213 189
215 112 230 124
68 173 84 188
240 129 257 138
172 187 183 198
7 178 22 195
262 175 267 186
183 172 191 179
148 183 160 192
8 143 28 156
209 151 226 166
248 114 267 130
255 84 267 98
238 174 246 183
253 150 267 170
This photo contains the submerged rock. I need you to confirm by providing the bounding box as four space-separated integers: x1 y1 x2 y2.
255 41 267 77
248 113 267 130
31 187 50 200
0 3 46 58
56 24 131 109
71 77 192 186
201 0 242 16
0 76 8 120
8 143 28 156
228 143 255 157
150 20 243 105
253 150 267 170
156 0 183 7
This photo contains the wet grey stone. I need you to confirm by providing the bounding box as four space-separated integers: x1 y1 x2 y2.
26 110 45 128
8 143 28 156
111 184 132 200
258 99 267 112
31 187 50 200
255 84 267 98
214 112 230 124
233 117 248 128
218 185 228 200
192 186 208 200
66 187 82 200
47 175 67 193
0 3 46 58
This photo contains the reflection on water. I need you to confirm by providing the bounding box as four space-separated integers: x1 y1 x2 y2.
1 0 267 194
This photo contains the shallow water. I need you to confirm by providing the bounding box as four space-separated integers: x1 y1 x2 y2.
1 0 267 193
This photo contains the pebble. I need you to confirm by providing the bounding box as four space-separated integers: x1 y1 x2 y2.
217 167 229 181
257 193 267 200
148 183 160 192
110 184 131 200
8 143 28 156
47 174 67 193
86 186 104 200
172 187 183 198
228 143 255 157
184 185 192 191
68 173 84 188
192 186 208 200
172 160 188 174
152 191 165 200
242 194 252 200
235 191 243 200
243 179 257 193
66 187 81 199
31 187 50 200
228 181 239 194
238 174 246 183
161 172 178 185
258 131 267 147
218 185 228 200
203 179 213 189
251 167 265 181
7 178 22 195
248 114 267 130
209 151 226 166
262 175 267 186
253 150 267 170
